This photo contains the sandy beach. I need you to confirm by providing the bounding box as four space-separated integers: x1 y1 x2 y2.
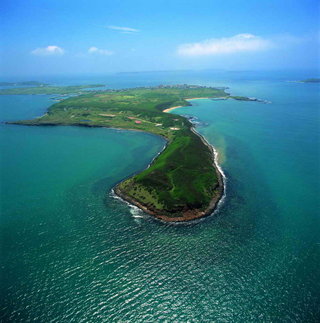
163 98 209 113
162 105 183 113
187 97 209 100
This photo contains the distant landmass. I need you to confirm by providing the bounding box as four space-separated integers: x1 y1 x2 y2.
8 84 259 222
0 84 105 95
300 78 320 83
117 69 193 75
0 81 49 86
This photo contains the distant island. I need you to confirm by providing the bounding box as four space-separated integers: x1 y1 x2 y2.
0 81 49 86
0 84 105 95
8 84 257 222
300 78 320 83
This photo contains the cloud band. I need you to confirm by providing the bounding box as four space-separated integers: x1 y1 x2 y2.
178 34 272 56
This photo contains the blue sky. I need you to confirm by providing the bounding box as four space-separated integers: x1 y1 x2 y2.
1 0 319 76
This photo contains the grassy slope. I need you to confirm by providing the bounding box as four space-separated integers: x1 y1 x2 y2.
12 86 227 219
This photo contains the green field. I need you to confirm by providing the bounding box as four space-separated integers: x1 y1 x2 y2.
12 85 229 221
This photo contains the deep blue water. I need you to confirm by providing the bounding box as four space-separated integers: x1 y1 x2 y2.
1 71 319 322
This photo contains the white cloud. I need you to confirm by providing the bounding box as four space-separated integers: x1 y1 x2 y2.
31 45 65 56
178 34 272 56
88 47 114 55
107 25 139 33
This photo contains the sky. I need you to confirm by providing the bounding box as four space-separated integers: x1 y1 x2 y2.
1 0 319 76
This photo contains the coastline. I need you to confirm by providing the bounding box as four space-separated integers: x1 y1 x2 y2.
162 105 183 113
187 97 210 100
162 98 209 113
190 127 226 215
114 98 225 223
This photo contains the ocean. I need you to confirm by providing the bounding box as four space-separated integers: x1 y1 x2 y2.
1 71 319 322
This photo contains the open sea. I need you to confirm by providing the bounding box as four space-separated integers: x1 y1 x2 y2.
1 71 319 322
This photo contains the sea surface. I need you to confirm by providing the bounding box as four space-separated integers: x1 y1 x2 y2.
1 71 319 322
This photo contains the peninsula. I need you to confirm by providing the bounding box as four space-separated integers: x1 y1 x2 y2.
9 84 250 221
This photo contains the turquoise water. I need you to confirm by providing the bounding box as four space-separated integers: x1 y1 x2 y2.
1 73 319 322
